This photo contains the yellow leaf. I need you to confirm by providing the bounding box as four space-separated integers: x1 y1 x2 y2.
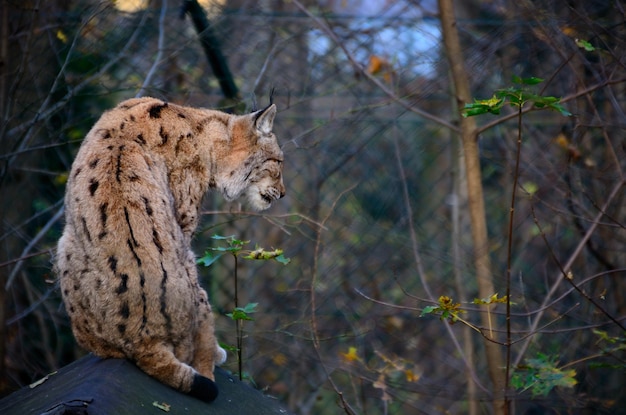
272 352 288 366
56 30 67 43
340 346 360 363
405 369 420 382
368 55 384 75
474 95 503 108
55 172 68 186
555 133 569 148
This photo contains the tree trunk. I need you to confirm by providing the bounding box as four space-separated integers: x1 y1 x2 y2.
437 0 507 413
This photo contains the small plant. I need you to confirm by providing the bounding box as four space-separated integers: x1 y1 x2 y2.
460 76 573 408
198 234 290 380
420 293 509 337
511 353 577 397
461 75 572 118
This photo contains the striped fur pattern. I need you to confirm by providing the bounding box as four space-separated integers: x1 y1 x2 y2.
56 97 284 402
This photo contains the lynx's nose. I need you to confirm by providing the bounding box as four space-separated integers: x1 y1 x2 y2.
278 181 286 199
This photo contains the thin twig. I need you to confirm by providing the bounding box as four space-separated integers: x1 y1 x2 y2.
310 185 358 415
514 180 626 367
6 205 64 289
6 7 149 140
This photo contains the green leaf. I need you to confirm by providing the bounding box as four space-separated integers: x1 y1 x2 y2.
219 342 238 352
420 305 438 317
211 234 236 240
575 38 595 52
274 254 291 265
241 302 259 313
547 102 572 117
227 309 255 321
197 251 225 267
512 354 577 397
227 303 258 321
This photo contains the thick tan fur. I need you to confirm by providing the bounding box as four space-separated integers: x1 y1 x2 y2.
55 97 284 401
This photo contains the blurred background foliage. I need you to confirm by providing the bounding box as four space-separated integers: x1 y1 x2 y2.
1 0 624 414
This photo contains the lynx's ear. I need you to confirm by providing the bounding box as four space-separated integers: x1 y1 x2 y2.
254 104 277 136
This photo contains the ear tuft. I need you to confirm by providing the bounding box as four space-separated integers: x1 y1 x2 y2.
254 104 277 136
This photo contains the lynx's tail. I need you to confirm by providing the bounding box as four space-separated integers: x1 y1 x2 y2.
133 344 218 402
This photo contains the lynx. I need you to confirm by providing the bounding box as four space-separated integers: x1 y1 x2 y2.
55 97 284 402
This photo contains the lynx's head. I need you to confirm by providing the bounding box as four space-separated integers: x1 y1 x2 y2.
217 104 285 211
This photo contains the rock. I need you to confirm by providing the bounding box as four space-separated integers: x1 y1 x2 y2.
0 354 291 415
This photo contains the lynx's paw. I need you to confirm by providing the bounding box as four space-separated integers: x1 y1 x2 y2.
216 345 227 365
189 374 219 403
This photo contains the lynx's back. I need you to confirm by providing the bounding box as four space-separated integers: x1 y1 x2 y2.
56 97 284 402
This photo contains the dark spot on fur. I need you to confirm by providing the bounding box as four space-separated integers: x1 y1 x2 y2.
107 145 114 151
108 256 118 273
120 122 125 130
153 228 163 254
135 134 146 146
175 135 184 154
116 273 129 294
89 159 99 169
159 126 169 146
88 179 99 196
73 167 82 178
128 239 142 267
148 102 168 118
159 262 172 333
177 112 186 118
130 115 136 122
124 207 140 247
142 197 153 216
117 324 126 334
81 217 92 242
140 272 148 331
120 303 130 319
98 203 108 239
99 129 111 139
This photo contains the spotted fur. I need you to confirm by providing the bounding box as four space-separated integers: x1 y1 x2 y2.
55 97 284 402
